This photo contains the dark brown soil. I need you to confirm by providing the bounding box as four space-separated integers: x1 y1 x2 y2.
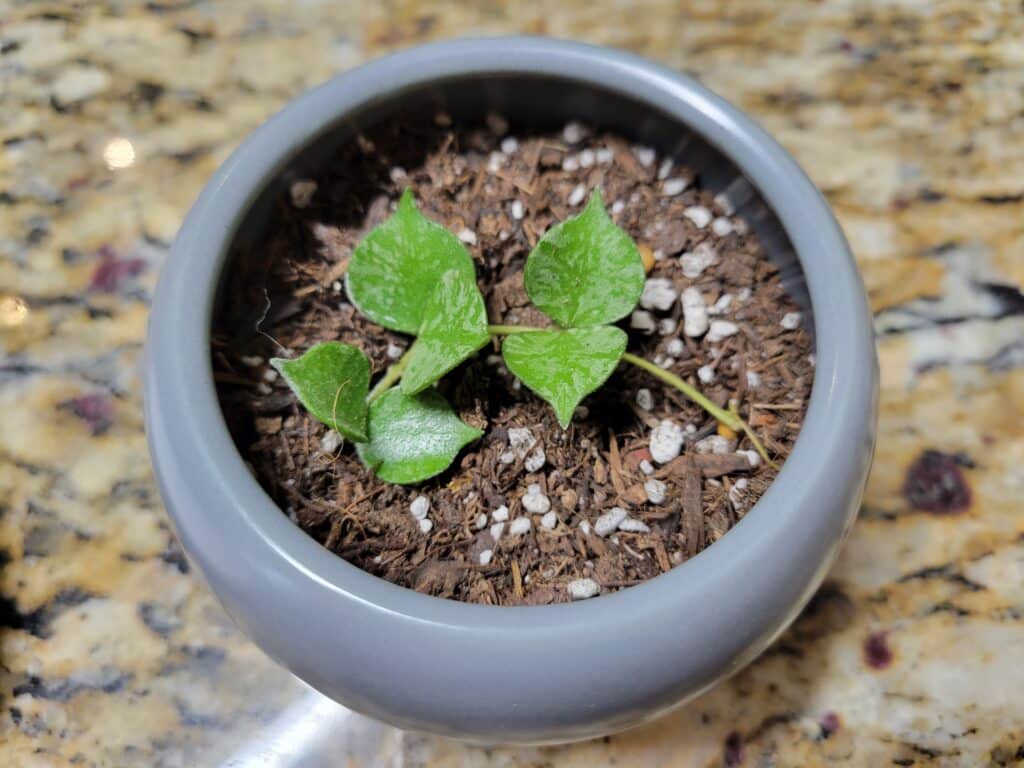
212 116 814 605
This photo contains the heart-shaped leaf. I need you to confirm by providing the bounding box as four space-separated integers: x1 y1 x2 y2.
346 189 477 334
502 326 627 428
356 388 482 484
401 269 490 395
524 189 645 328
270 342 370 442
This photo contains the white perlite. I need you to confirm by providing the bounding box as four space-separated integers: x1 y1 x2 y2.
508 427 537 460
729 478 749 506
694 435 736 455
712 217 734 236
738 449 761 468
579 520 592 536
697 365 715 384
640 278 678 311
630 309 656 333
644 478 667 504
511 199 525 220
241 355 264 367
419 518 433 534
666 338 686 357
487 152 503 173
521 483 552 515
562 121 585 143
679 242 718 279
596 147 614 164
479 549 494 566
611 199 625 215
458 228 477 245
540 511 558 530
781 311 803 330
746 370 762 389
632 146 656 167
492 505 510 522
319 430 344 454
619 518 651 533
386 342 404 360
475 513 488 530
578 148 596 168
568 184 586 206
640 459 655 475
650 420 685 463
389 166 407 181
490 522 505 543
658 317 678 335
635 388 654 411
500 136 519 154
498 450 515 465
509 517 532 536
710 293 733 315
562 155 580 172
568 578 601 600
409 495 430 520
681 287 709 338
657 157 674 180
524 447 546 473
594 507 628 537
684 206 712 228
706 320 740 344
662 177 688 196
290 180 317 208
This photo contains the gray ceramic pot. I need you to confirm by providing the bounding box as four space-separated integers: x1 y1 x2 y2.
145 37 877 744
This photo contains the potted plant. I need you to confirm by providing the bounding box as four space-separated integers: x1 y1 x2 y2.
146 37 876 744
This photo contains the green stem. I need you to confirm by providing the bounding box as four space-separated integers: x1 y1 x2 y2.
620 352 740 430
486 324 546 335
368 347 412 402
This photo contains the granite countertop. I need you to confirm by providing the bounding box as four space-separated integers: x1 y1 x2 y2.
3 2 1024 766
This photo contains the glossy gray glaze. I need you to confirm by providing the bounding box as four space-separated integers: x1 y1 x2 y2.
145 37 877 745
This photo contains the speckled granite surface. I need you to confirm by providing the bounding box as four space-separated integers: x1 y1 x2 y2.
2 2 1024 766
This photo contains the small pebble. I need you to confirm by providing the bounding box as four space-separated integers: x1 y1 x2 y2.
695 435 736 455
521 483 552 515
579 520 592 536
540 511 558 530
319 430 344 454
640 277 678 311
630 309 657 333
500 136 519 154
644 478 667 504
619 518 651 533
632 146 656 166
479 549 494 566
697 364 715 384
568 578 601 600
712 217 735 236
679 242 718 279
596 147 615 164
611 199 625 215
487 152 503 173
386 342 404 360
458 228 477 246
511 199 525 220
594 507 628 537
410 495 430 520
578 148 596 168
684 206 712 228
713 192 735 215
781 311 803 330
706 320 740 343
746 370 762 388
498 230 509 241
290 180 317 208
681 287 709 338
738 449 761 468
671 550 684 565
475 513 488 530
562 155 580 172
525 447 546 473
492 505 510 522
389 166 406 182
568 184 586 206
657 158 674 180
653 248 666 261
419 518 433 534
635 388 654 411
666 338 686 357
658 317 678 335
563 121 586 143
650 420 685 463
332 281 342 293
490 522 505 542
710 294 733 315
662 178 688 196
640 459 655 475
685 423 698 434
509 517 532 536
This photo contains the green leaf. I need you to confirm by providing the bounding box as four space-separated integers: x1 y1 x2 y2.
270 342 370 442
502 326 627 428
523 189 645 328
356 388 482 484
401 269 490 395
346 189 477 334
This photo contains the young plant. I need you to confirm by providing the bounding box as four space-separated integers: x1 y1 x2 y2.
272 187 769 486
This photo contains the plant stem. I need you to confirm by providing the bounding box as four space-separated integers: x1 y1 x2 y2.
486 324 546 335
620 352 740 429
368 348 411 402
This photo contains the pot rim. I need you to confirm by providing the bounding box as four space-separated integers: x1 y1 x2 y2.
147 36 874 628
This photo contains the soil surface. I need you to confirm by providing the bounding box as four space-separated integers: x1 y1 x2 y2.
212 116 814 605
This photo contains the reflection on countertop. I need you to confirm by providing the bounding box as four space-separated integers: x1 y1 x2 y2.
3 2 1024 766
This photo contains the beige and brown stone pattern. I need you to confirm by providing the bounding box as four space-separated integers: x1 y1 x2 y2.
2 1 1023 766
